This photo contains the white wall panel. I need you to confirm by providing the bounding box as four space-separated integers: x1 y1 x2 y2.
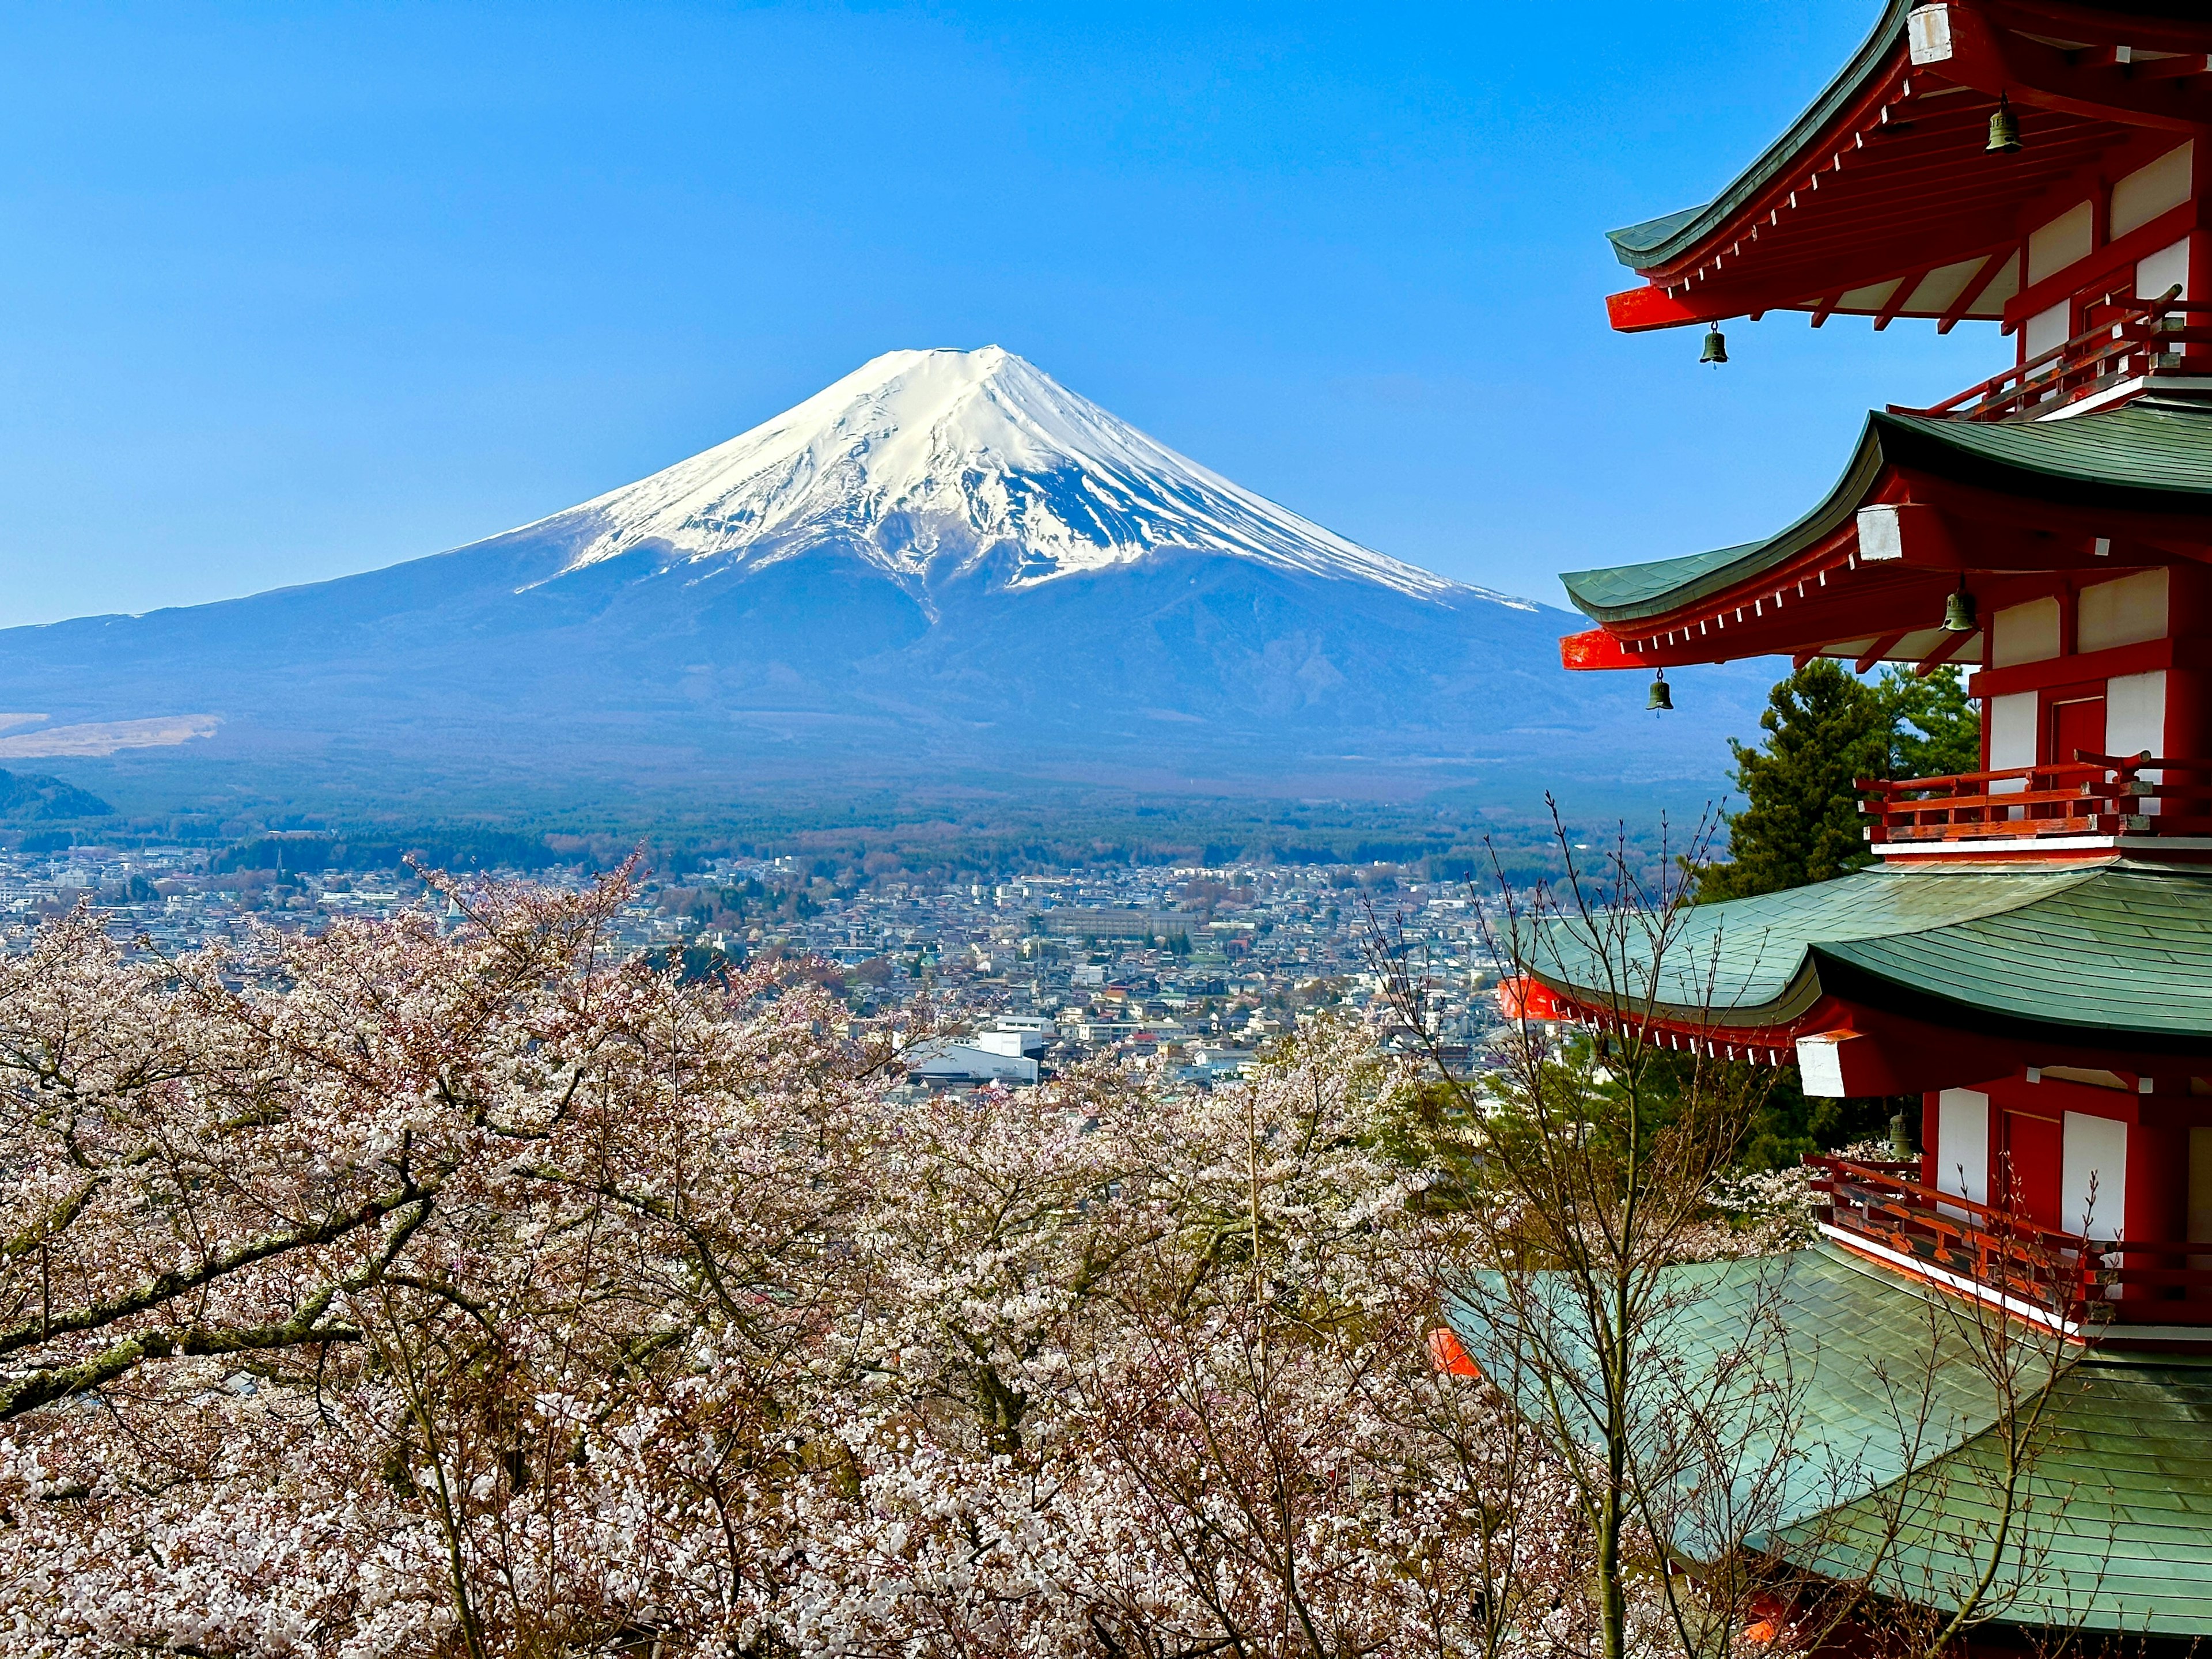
2113 143 2194 240
2139 237 2192 302
1993 597 2061 666
2062 1111 2127 1240
1988 691 2038 793
2079 570 2168 652
2025 300 2071 359
1937 1090 1990 1206
2107 671 2168 759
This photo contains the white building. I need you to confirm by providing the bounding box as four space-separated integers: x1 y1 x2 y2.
901 1040 1039 1086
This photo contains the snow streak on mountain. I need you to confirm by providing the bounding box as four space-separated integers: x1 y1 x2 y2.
520 347 1502 605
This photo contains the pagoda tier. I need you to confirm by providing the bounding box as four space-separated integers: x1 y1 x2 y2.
1606 0 2212 338
1562 399 2212 863
1446 1246 2212 1634
1559 399 2212 676
1505 857 2212 1350
1510 861 2212 1092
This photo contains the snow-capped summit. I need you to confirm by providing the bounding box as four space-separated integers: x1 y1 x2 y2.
0 344 1769 806
518 346 1493 604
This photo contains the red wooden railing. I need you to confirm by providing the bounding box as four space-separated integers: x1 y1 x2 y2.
1858 751 2212 846
1899 290 2212 423
1810 1157 2212 1330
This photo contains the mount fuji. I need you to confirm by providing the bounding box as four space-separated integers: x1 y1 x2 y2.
0 347 1764 812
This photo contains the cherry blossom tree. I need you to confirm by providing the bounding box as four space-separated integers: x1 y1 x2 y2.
0 873 1577 1658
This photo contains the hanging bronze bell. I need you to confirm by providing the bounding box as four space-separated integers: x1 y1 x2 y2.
1699 324 1728 365
1986 94 2021 155
1647 671 1673 711
1943 588 1978 632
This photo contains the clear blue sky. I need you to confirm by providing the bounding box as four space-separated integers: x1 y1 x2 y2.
0 1 2000 628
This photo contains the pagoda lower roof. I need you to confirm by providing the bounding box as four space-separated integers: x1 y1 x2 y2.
1560 399 2212 632
1447 1242 2212 1634
1520 860 2212 1054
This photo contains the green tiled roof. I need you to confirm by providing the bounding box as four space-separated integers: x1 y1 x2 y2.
1607 0 1912 271
1881 399 2212 505
1521 862 2212 1050
1790 1356 2212 1635
1559 404 2212 626
1447 1244 2212 1634
1448 1247 2000 1556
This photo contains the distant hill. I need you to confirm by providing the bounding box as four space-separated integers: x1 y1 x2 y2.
0 768 111 820
0 347 1771 815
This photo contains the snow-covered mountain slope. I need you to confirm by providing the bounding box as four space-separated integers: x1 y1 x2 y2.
0 346 1775 805
514 346 1494 604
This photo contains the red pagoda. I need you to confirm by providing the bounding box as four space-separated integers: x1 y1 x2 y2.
1450 0 2212 1639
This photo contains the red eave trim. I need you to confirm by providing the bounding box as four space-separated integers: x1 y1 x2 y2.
1606 285 1712 334
1560 629 1650 671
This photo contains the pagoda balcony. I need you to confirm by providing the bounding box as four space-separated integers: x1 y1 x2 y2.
1857 752 2212 858
1809 1156 2212 1343
1899 293 2212 425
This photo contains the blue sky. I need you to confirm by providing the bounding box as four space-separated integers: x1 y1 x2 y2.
0 1 2000 628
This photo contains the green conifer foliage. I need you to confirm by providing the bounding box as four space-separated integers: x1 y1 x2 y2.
1696 660 1889 902
1881 662 1980 778
1696 662 1981 904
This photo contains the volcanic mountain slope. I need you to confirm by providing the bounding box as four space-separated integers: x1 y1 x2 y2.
0 347 1766 800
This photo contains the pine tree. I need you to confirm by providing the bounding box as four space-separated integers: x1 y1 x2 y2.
1880 662 1980 778
1697 661 1980 903
1696 660 1889 902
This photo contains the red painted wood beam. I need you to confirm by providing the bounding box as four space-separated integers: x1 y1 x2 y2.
1604 285 1715 333
1873 268 1930 330
1612 100 2131 322
1988 0 2212 60
2126 54 2212 85
1558 629 1650 671
1857 632 1911 673
1938 248 2012 334
1632 126 2118 290
1937 1 2212 131
1914 627 1980 677
2000 199 2199 329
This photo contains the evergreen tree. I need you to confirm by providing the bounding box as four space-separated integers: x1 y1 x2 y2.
1696 660 1889 902
1696 661 1980 903
1881 662 1980 778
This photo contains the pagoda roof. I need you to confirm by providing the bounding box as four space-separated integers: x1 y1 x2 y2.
1604 0 2212 332
1559 400 2212 649
1447 1242 2212 1634
1518 861 2212 1054
1606 0 1926 274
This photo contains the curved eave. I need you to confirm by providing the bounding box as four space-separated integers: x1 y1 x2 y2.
1815 945 2212 1056
1514 865 2212 1059
1522 959 1828 1040
1605 1 2212 331
1608 0 1914 272
1560 403 2212 630
1560 421 1885 626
